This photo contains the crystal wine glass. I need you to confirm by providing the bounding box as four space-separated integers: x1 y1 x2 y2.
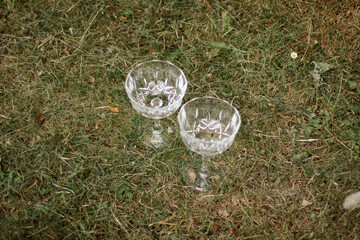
178 97 241 191
125 60 188 148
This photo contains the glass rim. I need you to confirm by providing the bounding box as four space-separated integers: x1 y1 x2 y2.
178 96 241 142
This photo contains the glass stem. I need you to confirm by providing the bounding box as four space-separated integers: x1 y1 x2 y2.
153 119 162 132
150 119 163 148
195 155 210 191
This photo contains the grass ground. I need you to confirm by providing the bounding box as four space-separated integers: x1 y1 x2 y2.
1 0 359 239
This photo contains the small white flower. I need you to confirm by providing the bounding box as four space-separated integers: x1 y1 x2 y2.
291 52 298 59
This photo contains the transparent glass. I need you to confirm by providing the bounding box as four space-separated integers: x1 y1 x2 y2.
125 60 187 148
178 97 241 191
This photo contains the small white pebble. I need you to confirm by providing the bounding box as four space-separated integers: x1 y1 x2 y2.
343 191 360 209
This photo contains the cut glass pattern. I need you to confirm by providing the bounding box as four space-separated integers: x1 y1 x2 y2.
125 60 187 119
178 97 241 156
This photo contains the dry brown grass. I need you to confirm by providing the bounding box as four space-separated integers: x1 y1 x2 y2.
1 0 359 239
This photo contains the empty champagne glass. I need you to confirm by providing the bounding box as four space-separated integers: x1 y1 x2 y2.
125 60 187 148
178 97 241 191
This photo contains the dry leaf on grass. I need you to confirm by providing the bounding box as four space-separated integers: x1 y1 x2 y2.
301 199 313 207
231 196 240 206
88 77 95 83
35 112 45 125
206 73 212 82
310 61 332 86
268 103 276 109
108 106 119 113
187 169 196 183
277 112 290 119
218 208 229 218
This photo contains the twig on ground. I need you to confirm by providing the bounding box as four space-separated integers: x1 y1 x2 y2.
37 30 64 49
133 149 146 159
111 208 131 238
149 221 179 227
0 114 11 119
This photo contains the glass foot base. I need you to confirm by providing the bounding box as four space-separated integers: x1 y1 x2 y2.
193 185 208 192
141 118 177 148
143 131 168 148
184 156 219 192
193 171 209 192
